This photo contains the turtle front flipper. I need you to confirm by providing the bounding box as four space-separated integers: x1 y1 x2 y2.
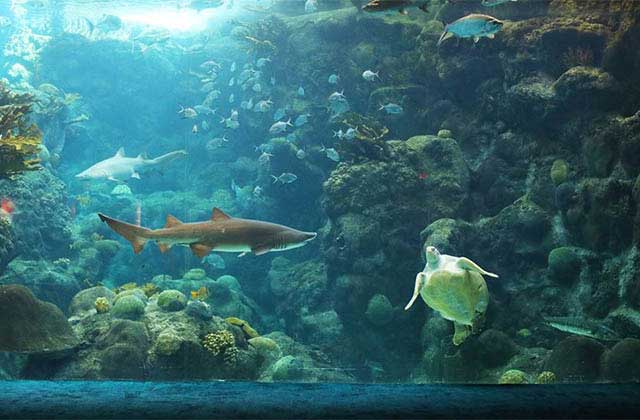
404 272 427 310
456 257 499 278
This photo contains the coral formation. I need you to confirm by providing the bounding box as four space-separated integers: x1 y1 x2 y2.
499 369 528 385
94 297 110 314
202 330 236 357
157 290 187 312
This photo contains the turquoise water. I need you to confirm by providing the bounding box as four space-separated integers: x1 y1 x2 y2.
0 0 639 386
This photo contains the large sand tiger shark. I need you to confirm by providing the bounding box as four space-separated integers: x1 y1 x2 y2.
76 147 187 182
98 208 317 258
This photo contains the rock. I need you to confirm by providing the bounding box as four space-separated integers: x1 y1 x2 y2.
185 300 212 320
0 258 81 312
505 76 557 129
553 66 620 111
0 219 15 275
466 329 517 369
0 284 78 354
157 290 187 312
365 294 394 327
272 355 305 381
547 247 581 284
111 295 145 320
97 320 150 350
69 286 115 316
300 310 344 348
601 338 640 382
499 369 528 384
545 336 605 382
216 275 242 292
100 343 147 380
249 336 282 366
155 332 183 357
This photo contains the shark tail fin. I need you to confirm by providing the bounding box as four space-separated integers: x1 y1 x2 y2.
149 150 187 166
98 213 151 254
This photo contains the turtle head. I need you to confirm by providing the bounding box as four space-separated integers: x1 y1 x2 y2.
425 246 441 266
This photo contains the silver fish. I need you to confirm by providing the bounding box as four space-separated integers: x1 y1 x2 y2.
438 14 503 46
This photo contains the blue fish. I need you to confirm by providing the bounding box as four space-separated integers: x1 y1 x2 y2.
438 14 503 46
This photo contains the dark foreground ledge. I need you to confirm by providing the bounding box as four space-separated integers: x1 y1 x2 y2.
0 381 639 419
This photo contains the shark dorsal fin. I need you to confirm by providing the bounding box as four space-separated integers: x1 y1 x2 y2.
115 147 125 157
211 208 231 222
165 214 183 228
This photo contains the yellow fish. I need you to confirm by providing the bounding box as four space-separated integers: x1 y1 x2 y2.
191 286 209 301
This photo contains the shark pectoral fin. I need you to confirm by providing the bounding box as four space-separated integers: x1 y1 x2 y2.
251 245 271 256
165 215 183 228
457 257 499 278
190 243 213 258
131 171 141 179
405 272 427 310
158 243 171 253
211 207 232 221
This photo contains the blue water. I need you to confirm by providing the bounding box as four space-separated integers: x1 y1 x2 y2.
0 0 639 387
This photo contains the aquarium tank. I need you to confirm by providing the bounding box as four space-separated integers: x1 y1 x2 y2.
0 0 640 397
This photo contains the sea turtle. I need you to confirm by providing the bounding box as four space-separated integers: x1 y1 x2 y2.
405 246 499 345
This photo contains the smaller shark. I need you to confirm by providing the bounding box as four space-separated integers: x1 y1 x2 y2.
98 207 317 258
76 147 187 182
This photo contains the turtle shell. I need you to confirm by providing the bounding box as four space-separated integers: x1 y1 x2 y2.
420 269 489 326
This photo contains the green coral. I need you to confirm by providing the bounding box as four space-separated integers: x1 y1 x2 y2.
499 369 528 384
365 294 394 327
157 289 187 312
94 297 110 313
548 247 581 284
202 330 235 356
111 295 145 320
550 159 569 186
536 371 557 384
0 82 42 179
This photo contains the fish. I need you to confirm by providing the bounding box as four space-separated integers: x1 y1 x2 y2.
273 108 287 121
229 94 235 103
98 207 316 257
305 0 318 13
201 82 217 93
269 119 293 134
344 127 358 140
230 61 237 72
297 86 305 96
362 70 380 81
321 146 340 162
296 149 307 159
543 316 619 341
258 152 273 165
272 172 298 184
228 77 235 87
252 186 263 198
294 113 310 127
252 83 262 93
75 148 187 182
328 90 346 102
437 14 504 46
203 253 226 269
362 0 428 14
0 198 16 222
200 60 222 70
240 98 254 110
379 103 404 114
192 124 199 134
333 129 345 139
328 74 340 84
481 0 518 6
190 286 209 301
256 57 271 67
206 135 229 150
194 105 215 115
179 106 198 119
201 120 210 131
255 99 273 112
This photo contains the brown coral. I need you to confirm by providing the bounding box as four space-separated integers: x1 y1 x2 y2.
202 330 235 356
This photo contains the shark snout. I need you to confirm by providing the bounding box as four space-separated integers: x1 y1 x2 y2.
304 232 317 242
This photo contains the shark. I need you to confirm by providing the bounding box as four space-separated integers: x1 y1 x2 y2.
75 147 187 182
98 207 317 258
